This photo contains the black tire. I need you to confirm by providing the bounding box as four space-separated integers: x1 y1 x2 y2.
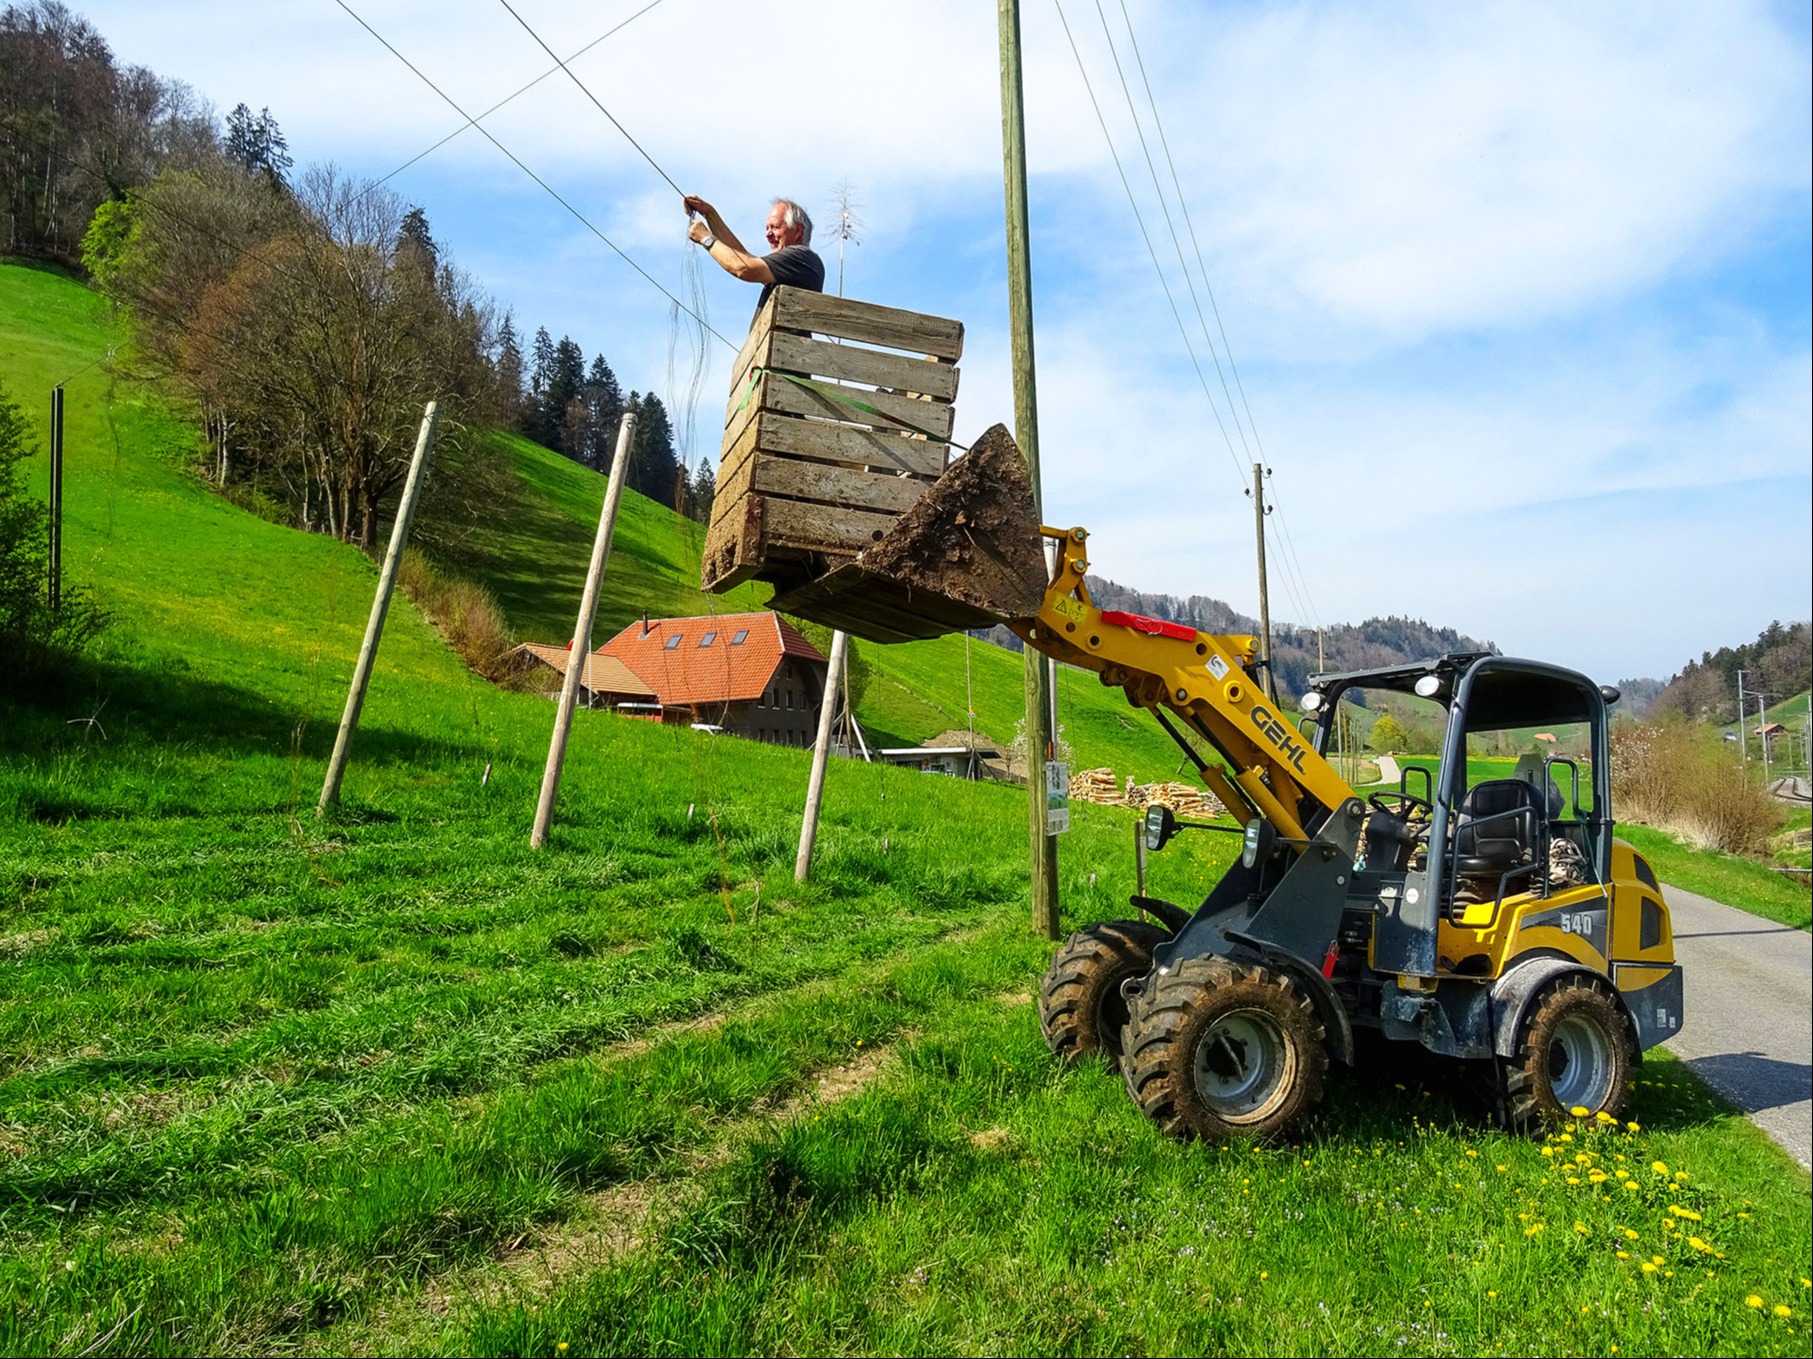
1038 919 1168 1064
1121 956 1327 1142
1495 974 1634 1133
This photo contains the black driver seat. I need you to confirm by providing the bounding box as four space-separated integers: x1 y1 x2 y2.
1452 779 1549 877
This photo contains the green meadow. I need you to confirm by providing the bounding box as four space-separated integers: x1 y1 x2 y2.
2 259 1808 1356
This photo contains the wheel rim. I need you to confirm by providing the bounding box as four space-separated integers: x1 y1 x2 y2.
1547 1012 1613 1110
1192 1007 1293 1122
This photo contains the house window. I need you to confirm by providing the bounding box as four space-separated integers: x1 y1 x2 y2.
785 690 794 710
664 635 682 650
731 629 749 645
698 631 717 648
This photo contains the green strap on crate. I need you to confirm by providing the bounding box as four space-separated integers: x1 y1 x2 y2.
732 366 965 450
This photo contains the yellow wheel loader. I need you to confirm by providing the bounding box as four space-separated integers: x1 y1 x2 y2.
755 423 1684 1142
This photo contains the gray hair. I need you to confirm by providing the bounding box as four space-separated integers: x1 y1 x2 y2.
771 197 813 245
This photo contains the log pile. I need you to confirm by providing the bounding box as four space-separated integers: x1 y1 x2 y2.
1066 768 1228 820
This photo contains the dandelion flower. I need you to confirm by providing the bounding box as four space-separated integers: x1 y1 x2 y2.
1260 1272 1269 1280
1617 1250 1630 1259
1570 1106 1590 1117
1623 1229 1640 1240
1596 1110 1617 1124
1525 1224 1545 1236
1688 1237 1712 1253
1567 1176 1582 1186
1652 1256 1665 1265
1573 1221 1590 1235
1487 1290 1497 1298
1627 1121 1640 1132
1642 1262 1658 1274
1669 1206 1702 1221
1651 1161 1669 1175
1673 1170 1688 1182
1496 1164 1507 1172
1615 1170 1630 1180
1774 1305 1792 1319
1541 1147 1555 1158
1745 1295 1764 1309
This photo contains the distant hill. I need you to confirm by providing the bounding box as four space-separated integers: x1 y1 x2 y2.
981 576 1496 702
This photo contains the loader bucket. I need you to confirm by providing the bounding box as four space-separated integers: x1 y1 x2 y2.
766 423 1050 645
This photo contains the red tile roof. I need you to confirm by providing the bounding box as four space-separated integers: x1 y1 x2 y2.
596 613 825 708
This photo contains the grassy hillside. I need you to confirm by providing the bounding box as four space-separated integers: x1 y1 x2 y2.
2 259 1807 1356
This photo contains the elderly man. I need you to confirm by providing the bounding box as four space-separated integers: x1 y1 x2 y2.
684 194 825 323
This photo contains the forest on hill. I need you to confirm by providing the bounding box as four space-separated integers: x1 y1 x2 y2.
0 0 703 549
1648 620 1811 726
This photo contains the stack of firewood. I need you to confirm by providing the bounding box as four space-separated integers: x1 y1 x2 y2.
1068 767 1123 805
1066 768 1227 820
1131 781 1226 819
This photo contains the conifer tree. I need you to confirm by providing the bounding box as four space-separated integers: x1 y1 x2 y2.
493 315 525 429
223 103 292 183
689 458 715 524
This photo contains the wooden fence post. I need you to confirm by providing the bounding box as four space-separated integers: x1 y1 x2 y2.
531 410 638 849
795 627 850 881
318 402 439 816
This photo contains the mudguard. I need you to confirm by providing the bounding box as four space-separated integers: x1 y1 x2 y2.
1489 955 1637 1060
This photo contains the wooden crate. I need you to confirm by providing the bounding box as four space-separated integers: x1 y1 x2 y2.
701 287 963 593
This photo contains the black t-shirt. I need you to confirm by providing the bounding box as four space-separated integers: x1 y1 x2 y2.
755 245 826 324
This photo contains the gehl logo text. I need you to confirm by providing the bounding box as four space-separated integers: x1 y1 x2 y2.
1249 705 1309 773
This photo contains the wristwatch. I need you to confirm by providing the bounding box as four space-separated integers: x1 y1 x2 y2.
700 233 717 250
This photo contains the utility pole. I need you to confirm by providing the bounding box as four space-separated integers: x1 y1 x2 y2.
47 386 63 612
1251 462 1275 701
999 0 1059 940
1737 670 1749 771
532 410 637 848
796 185 863 882
319 402 439 815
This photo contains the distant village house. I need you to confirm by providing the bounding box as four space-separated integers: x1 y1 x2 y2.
514 613 827 747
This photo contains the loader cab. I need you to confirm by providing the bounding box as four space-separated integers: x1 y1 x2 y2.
1304 653 1616 975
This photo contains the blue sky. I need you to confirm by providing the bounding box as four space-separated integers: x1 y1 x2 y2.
80 0 1812 684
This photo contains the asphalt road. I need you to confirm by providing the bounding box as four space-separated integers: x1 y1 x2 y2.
1661 884 1812 1167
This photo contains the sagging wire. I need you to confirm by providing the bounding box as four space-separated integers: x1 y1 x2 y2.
1050 0 1248 494
332 0 735 351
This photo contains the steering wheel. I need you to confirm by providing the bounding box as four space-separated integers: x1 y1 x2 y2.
1368 790 1433 822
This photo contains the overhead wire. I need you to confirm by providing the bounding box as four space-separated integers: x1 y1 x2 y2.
331 0 736 352
1050 0 1247 491
1110 0 1329 633
1089 0 1253 465
492 0 686 197
371 0 669 196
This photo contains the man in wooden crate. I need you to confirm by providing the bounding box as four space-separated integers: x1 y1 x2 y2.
684 193 825 323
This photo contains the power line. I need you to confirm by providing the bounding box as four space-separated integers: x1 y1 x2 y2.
1089 0 1253 465
331 0 734 351
369 0 668 194
1051 0 1247 490
1116 0 1269 470
1116 1 1326 632
491 0 686 198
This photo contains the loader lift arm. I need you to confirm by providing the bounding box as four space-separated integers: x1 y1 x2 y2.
1013 524 1361 846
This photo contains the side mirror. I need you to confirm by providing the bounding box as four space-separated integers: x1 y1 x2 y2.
1144 804 1178 853
1241 817 1277 870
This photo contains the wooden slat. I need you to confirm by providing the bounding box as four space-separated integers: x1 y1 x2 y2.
761 497 900 554
757 412 949 478
757 373 955 441
768 331 960 402
773 288 964 360
750 455 930 516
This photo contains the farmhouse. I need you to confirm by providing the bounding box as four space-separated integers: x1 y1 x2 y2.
594 613 828 746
